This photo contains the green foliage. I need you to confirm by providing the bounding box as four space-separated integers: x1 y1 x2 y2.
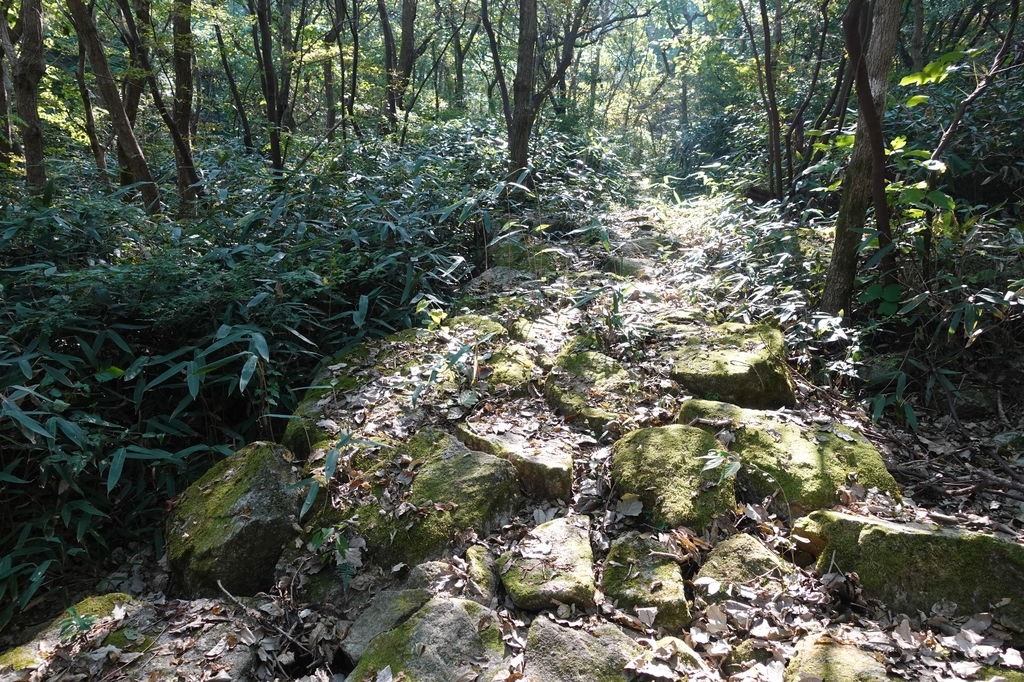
0 120 626 629
58 607 97 642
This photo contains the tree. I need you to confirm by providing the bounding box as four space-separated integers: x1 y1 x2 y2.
819 0 902 315
0 0 47 191
65 0 160 210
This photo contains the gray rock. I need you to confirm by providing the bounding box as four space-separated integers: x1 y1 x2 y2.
694 533 792 603
456 423 573 501
794 511 1024 640
784 637 891 681
346 598 507 681
498 516 596 611
544 347 635 438
166 442 301 597
522 616 641 682
341 589 432 663
407 561 457 590
602 532 691 631
465 545 498 608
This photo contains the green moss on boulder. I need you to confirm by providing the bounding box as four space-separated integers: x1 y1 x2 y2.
345 428 521 568
166 442 300 597
611 425 735 531
522 617 642 682
545 347 634 437
498 516 596 610
346 597 506 681
677 400 899 514
694 533 791 603
454 423 573 501
602 532 691 630
665 323 795 409
784 637 891 681
794 511 1024 637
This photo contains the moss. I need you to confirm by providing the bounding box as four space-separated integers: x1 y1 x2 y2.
497 517 596 610
611 425 736 531
544 348 633 436
980 666 1024 681
0 645 38 672
345 429 520 568
486 343 536 393
677 400 899 514
724 639 774 675
445 314 507 339
602 532 690 630
666 323 795 409
694 534 791 603
103 629 153 651
59 593 133 623
795 511 1024 635
346 615 415 681
784 639 891 681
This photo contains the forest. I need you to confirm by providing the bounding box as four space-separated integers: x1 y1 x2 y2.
0 0 1023 656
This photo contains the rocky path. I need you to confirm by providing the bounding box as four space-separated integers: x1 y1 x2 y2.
4 203 1024 682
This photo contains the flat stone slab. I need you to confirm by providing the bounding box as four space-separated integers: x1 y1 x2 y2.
498 516 596 610
341 588 432 662
603 532 691 631
522 616 642 682
511 310 579 369
677 399 900 515
346 597 507 681
344 428 522 568
784 636 891 681
456 418 573 501
794 511 1024 636
545 345 635 438
611 425 735 531
661 323 795 409
166 442 301 597
694 533 792 603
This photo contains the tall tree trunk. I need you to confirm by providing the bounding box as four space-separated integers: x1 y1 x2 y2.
66 0 160 210
172 0 197 210
0 55 17 159
911 0 924 71
480 0 510 126
757 0 783 198
73 18 109 186
395 0 417 108
250 0 283 170
325 58 336 141
215 25 254 151
378 0 398 124
508 0 538 175
0 0 47 192
820 0 901 315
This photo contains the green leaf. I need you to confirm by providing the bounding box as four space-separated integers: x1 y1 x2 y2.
250 332 270 362
353 295 368 328
2 398 51 439
906 95 929 107
858 284 884 303
927 190 955 210
94 366 124 382
107 448 126 493
881 284 901 302
300 480 321 519
899 292 929 314
239 354 258 393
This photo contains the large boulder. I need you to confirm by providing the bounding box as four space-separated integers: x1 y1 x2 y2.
662 323 795 409
343 428 521 568
602 532 691 631
794 511 1024 635
456 421 573 501
678 399 899 515
498 516 596 611
167 442 301 596
340 589 432 663
345 598 507 681
611 425 735 531
522 616 642 682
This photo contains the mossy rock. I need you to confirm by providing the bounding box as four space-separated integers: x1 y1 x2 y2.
522 616 642 682
346 597 506 681
602 256 652 278
694 533 792 602
784 637 891 681
166 442 301 597
486 342 538 395
677 400 899 515
794 511 1024 638
723 639 775 675
489 241 574 276
510 312 577 369
454 423 573 501
344 428 521 568
602 532 691 631
981 666 1024 681
340 588 432 662
0 593 139 674
497 516 596 611
465 545 498 607
444 313 507 339
664 323 795 409
611 425 736 531
545 347 634 437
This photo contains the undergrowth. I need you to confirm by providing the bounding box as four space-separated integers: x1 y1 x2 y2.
0 120 629 629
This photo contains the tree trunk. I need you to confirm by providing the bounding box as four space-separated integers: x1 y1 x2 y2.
508 0 538 175
378 0 398 124
911 0 924 71
73 19 109 185
0 0 47 192
325 58 336 141
480 0 510 126
0 56 14 159
172 0 197 210
215 25 254 151
66 0 159 210
820 0 901 315
395 0 417 109
250 0 283 170
757 0 783 198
